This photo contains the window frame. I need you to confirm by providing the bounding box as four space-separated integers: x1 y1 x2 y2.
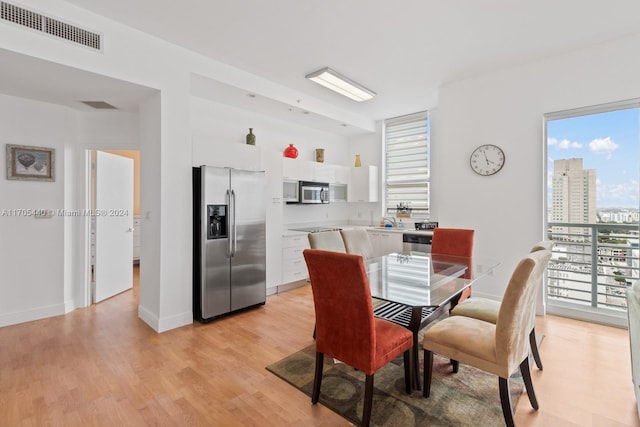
382 111 430 218
543 98 640 327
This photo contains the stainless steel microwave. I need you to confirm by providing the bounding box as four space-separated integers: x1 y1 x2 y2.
299 181 329 204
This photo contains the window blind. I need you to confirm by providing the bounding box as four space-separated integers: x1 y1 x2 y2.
384 113 429 215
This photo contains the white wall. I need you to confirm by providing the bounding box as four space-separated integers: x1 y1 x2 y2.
190 96 353 226
432 33 640 308
346 125 383 225
0 93 144 327
138 93 163 328
0 94 70 326
191 97 350 164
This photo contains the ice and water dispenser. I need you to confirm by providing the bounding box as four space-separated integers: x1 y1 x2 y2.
207 205 228 239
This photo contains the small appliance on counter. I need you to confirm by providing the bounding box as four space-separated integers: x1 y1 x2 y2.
415 221 438 231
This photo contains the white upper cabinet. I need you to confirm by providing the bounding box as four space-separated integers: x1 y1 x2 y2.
283 158 341 184
281 159 379 203
333 165 350 184
297 160 315 181
313 162 334 183
348 165 378 202
282 157 299 180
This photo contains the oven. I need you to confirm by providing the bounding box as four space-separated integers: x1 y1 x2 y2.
402 232 432 253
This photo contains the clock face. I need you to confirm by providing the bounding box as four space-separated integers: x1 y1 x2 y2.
470 144 505 176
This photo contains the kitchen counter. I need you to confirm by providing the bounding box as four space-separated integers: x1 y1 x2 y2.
282 229 309 237
283 223 368 237
367 227 434 236
283 225 434 237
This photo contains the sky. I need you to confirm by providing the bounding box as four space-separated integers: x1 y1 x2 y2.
547 107 639 209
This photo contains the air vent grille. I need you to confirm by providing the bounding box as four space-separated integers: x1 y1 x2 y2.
1 1 41 30
1 1 101 51
80 101 117 110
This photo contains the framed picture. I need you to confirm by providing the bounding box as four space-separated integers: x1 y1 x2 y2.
6 144 55 181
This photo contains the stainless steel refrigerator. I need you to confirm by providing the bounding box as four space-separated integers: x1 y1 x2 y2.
193 166 266 322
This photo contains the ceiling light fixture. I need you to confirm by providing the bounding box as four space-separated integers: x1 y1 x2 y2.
305 67 376 102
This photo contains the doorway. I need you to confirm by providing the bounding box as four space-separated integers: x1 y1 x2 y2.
88 149 140 304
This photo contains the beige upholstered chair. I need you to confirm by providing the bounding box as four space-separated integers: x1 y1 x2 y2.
307 230 346 253
450 241 554 370
422 249 552 427
307 230 346 339
340 229 376 260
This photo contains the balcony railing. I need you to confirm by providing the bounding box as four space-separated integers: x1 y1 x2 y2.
547 222 639 312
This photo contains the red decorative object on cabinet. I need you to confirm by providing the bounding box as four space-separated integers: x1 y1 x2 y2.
284 144 298 159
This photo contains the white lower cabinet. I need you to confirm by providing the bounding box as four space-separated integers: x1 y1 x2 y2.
282 234 310 284
367 230 403 257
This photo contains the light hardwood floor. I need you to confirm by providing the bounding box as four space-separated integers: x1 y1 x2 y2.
0 268 638 426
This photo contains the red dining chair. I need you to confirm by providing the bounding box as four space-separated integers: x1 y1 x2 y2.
430 228 475 301
303 249 413 427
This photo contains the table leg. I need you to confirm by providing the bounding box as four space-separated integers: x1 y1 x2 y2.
411 331 421 391
409 307 423 391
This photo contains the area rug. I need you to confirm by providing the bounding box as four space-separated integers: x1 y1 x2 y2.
266 344 527 427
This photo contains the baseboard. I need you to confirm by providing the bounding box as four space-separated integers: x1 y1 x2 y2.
64 299 77 314
0 302 66 328
546 304 628 328
157 311 193 332
138 304 160 331
137 305 192 333
274 280 309 294
266 286 278 296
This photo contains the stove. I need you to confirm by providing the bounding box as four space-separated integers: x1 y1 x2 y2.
289 226 342 233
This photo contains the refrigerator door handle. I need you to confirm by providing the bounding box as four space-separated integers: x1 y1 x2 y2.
226 189 232 257
231 189 237 256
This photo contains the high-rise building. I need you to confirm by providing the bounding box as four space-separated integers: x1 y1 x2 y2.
551 158 596 240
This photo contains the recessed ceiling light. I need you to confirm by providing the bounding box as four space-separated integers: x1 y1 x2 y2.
305 67 376 102
247 93 257 98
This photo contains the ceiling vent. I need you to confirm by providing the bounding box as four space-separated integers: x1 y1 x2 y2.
80 101 117 110
1 2 102 51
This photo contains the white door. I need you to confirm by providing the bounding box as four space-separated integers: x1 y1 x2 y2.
94 151 134 303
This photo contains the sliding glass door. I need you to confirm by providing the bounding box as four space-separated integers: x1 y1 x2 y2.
544 100 640 326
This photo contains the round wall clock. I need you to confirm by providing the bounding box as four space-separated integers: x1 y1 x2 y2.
470 144 505 176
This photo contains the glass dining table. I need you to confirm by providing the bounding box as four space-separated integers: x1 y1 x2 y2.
363 251 500 390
